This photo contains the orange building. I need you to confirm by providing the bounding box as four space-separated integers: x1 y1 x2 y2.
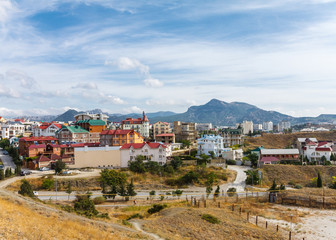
75 119 106 143
100 129 144 146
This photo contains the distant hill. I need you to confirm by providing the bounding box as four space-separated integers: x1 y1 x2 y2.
50 99 336 125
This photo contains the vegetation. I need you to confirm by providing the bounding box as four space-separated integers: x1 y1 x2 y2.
245 170 260 185
18 179 34 197
227 187 237 197
55 160 66 174
147 204 167 214
225 159 236 165
92 196 106 205
214 185 220 198
65 182 72 200
0 169 4 180
247 153 258 168
74 193 99 217
201 214 220 224
317 171 323 188
197 154 211 166
42 177 54 190
172 189 183 199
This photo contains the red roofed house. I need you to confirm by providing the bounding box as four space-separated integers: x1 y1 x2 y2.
100 129 144 147
121 111 149 138
152 121 172 139
155 133 175 144
303 141 333 163
19 136 59 157
120 142 170 167
259 156 280 166
33 122 62 137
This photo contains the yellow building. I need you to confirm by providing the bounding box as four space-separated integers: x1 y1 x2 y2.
100 129 144 146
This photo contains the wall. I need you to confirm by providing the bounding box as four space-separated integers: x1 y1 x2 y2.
72 146 121 168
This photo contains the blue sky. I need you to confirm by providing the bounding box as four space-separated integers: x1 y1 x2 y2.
1 0 336 118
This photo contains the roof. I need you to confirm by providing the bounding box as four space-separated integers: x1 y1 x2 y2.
20 136 57 142
100 129 135 135
298 138 318 143
76 119 106 126
38 155 51 162
315 147 332 152
260 157 280 162
252 146 264 152
60 125 89 133
29 144 45 149
198 135 223 141
260 149 299 155
156 133 175 137
120 142 166 150
50 154 62 160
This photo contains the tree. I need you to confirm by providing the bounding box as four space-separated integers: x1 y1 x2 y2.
15 165 21 176
317 171 323 188
170 156 182 170
245 170 260 185
0 169 4 180
172 189 183 199
65 182 72 200
127 179 137 198
18 179 34 197
100 169 127 199
74 193 98 217
149 190 156 200
214 185 220 198
269 179 277 191
55 160 66 174
321 156 327 165
197 154 210 166
128 156 146 173
5 168 12 178
209 151 215 159
247 153 259 168
181 139 191 149
205 173 215 198
42 178 54 190
330 153 335 161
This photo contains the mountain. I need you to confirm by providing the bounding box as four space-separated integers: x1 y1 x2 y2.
53 109 81 122
150 99 294 125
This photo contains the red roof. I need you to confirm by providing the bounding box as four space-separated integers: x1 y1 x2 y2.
120 142 166 150
29 144 46 149
38 155 51 162
260 157 280 162
19 136 57 142
50 154 62 160
317 142 329 147
100 129 135 135
315 147 332 152
156 133 174 137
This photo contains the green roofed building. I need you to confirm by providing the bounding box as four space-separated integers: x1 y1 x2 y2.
57 125 90 143
74 119 106 143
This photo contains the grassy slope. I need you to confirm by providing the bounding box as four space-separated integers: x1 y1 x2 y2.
245 131 336 150
0 195 140 240
261 165 336 186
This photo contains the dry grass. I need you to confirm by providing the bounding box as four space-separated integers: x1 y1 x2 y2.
0 196 142 240
261 165 336 186
245 131 336 150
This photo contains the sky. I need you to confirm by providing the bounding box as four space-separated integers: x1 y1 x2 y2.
1 0 336 118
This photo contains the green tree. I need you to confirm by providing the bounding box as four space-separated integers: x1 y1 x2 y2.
0 138 10 149
197 154 210 166
170 156 182 170
321 156 327 165
247 153 259 168
100 169 127 199
126 179 137 198
245 170 260 185
209 151 215 159
128 156 146 173
172 189 183 199
0 169 4 180
5 168 12 178
269 179 277 191
65 182 72 200
18 179 34 197
330 154 335 161
214 185 220 198
317 171 323 188
74 193 98 217
15 165 21 176
180 139 191 149
149 190 156 200
42 178 54 190
55 160 66 174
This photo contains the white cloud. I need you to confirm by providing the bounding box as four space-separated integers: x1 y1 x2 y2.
5 69 36 89
123 106 143 114
72 82 98 89
105 95 125 104
0 85 20 98
144 78 164 88
0 0 15 23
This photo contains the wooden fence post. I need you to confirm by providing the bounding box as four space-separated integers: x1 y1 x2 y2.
277 225 279 232
256 215 258 226
289 231 291 240
239 207 242 215
204 200 206 208
236 194 239 203
266 221 268 229
218 202 220 208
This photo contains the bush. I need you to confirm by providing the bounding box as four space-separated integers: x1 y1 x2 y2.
127 213 143 220
178 171 200 185
147 204 167 214
294 184 303 189
42 178 54 190
201 214 220 224
18 179 34 197
74 194 98 218
93 196 106 205
61 205 74 213
226 160 236 165
227 187 236 197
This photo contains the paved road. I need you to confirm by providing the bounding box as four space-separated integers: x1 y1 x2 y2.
0 148 16 170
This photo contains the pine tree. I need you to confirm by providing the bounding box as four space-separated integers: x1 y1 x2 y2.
66 182 72 201
127 179 137 197
269 179 277 191
214 185 220 198
18 179 34 197
0 169 4 180
317 171 323 188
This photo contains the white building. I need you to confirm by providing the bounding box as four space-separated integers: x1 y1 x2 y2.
120 142 169 167
197 135 227 157
0 122 25 139
75 112 109 124
33 122 62 137
196 123 213 131
262 121 273 132
253 124 262 131
242 121 253 135
303 142 333 162
278 121 291 132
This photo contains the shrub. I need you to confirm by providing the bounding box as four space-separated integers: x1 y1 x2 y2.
61 205 74 213
74 194 98 217
294 184 303 189
227 187 236 197
226 160 236 165
127 213 143 220
201 214 220 224
93 196 106 205
42 178 54 190
179 171 200 185
18 179 34 197
147 204 167 214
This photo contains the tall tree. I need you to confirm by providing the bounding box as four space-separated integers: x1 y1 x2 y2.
317 171 323 188
127 179 137 198
66 182 72 201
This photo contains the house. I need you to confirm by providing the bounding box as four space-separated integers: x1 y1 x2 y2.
220 128 243 147
57 125 90 143
121 112 149 138
222 148 244 161
303 141 333 162
120 142 169 167
100 129 144 146
173 121 197 143
75 119 106 143
197 135 227 157
33 122 62 137
297 138 318 155
74 112 109 124
259 149 300 165
259 157 280 166
152 121 171 139
155 133 175 144
71 146 121 169
241 121 253 135
19 136 59 157
0 121 25 139
251 146 264 157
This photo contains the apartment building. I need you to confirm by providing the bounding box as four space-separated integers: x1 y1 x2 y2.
221 128 243 147
75 119 106 143
100 129 144 146
173 121 197 143
152 121 171 139
241 121 253 135
121 112 149 138
33 122 62 137
57 125 90 143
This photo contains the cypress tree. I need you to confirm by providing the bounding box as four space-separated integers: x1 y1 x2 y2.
317 171 323 188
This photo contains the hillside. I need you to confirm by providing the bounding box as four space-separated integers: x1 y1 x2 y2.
244 131 336 150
